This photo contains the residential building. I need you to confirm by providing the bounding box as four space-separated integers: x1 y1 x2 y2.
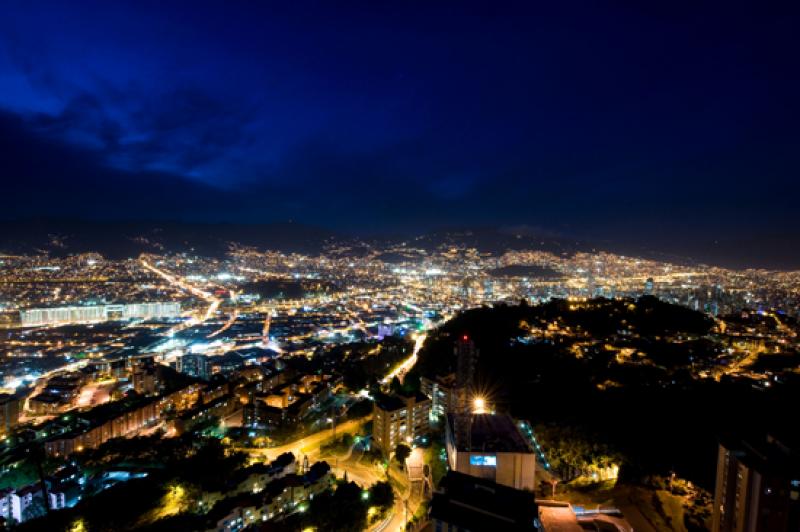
171 394 239 435
204 461 332 532
420 373 457 422
0 483 67 523
178 353 211 380
131 363 159 395
19 302 180 327
0 394 20 437
231 452 296 495
373 391 431 455
712 433 800 531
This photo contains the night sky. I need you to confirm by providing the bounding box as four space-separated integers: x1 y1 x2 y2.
2 2 800 267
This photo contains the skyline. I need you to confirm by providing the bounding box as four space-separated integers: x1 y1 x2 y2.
3 2 800 267
1 217 799 271
2 5 800 529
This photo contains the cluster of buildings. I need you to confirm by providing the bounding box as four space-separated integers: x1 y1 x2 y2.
243 373 334 428
373 337 541 530
0 481 67 524
0 463 82 525
204 457 333 532
29 372 87 414
176 352 250 381
2 241 800 530
374 339 537 491
0 254 187 327
41 378 216 456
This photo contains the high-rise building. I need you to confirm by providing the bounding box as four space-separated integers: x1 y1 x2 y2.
644 277 655 295
454 336 477 450
178 353 210 380
420 373 457 422
483 279 494 300
587 270 596 297
376 324 395 340
0 394 21 437
712 433 800 531
372 391 431 456
131 363 159 395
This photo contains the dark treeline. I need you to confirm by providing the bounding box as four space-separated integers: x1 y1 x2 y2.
407 297 796 490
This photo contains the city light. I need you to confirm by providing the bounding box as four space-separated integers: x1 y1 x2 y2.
69 518 87 532
473 396 487 414
0 6 797 532
0 201 796 532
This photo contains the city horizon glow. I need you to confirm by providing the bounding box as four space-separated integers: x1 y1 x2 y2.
2 3 800 267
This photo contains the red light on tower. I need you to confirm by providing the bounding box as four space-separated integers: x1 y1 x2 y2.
462 334 469 341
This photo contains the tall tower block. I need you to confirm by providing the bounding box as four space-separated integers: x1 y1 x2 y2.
454 335 477 450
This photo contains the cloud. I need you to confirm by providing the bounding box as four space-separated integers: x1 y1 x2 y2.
0 109 230 219
13 84 264 187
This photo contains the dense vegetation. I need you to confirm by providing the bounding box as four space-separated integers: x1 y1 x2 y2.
408 297 796 490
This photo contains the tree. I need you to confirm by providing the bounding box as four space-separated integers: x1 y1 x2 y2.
21 496 47 522
24 442 51 518
369 481 394 509
390 376 402 394
0 458 39 489
304 481 367 532
394 443 411 464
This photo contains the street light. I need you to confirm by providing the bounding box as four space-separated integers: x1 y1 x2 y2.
472 396 486 414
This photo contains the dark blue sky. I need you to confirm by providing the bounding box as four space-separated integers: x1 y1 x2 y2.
2 2 800 266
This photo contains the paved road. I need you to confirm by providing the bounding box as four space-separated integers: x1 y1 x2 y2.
239 416 370 462
616 500 658 532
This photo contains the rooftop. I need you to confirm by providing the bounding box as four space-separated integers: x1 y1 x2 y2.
721 432 800 478
374 391 429 412
448 413 533 454
373 392 406 412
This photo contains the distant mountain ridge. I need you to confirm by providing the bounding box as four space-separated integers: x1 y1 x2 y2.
0 218 699 267
0 219 337 259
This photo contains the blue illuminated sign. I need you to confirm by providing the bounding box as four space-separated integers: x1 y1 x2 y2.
469 455 497 466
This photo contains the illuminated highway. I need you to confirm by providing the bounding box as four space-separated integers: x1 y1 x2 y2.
207 309 238 338
140 258 222 324
381 332 426 385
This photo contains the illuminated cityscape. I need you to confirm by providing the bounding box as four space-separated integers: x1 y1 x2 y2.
0 241 798 530
2 2 800 532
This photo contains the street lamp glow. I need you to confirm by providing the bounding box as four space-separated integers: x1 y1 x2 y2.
473 396 486 414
